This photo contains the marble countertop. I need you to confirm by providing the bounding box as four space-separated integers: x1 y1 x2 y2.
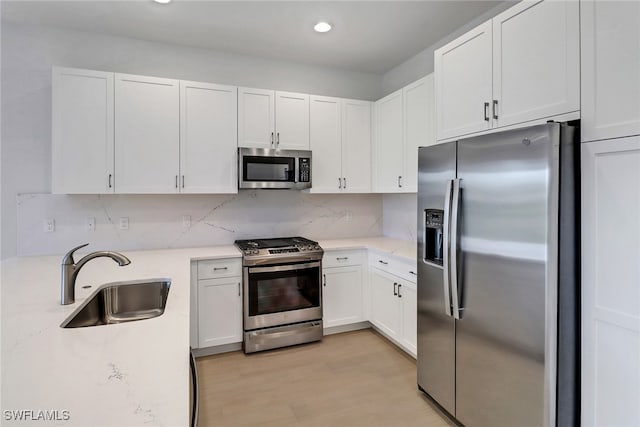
319 237 417 262
0 238 414 426
1 245 240 427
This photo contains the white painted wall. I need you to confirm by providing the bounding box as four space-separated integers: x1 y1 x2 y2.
0 22 383 259
381 1 513 95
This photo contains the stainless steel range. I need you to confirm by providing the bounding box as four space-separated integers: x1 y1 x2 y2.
234 237 323 353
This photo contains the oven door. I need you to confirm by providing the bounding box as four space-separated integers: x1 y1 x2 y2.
244 261 322 330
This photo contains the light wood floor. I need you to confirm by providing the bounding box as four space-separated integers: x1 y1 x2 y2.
196 329 455 427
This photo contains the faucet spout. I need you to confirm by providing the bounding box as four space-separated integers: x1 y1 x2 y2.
61 244 131 305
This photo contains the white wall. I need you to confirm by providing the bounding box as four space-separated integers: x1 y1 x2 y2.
382 194 417 242
0 22 383 258
381 1 513 95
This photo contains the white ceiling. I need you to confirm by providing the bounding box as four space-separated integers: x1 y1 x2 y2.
0 1 503 74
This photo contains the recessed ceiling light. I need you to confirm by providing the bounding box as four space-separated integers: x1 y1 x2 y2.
314 22 332 33
154 0 171 4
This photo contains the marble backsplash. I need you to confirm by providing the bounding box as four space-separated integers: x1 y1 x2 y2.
16 191 383 256
382 193 418 242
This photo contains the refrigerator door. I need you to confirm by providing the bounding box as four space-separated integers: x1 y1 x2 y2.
455 124 558 427
417 142 457 415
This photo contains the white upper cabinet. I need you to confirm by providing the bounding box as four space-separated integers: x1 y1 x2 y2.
492 0 579 128
435 0 579 141
581 0 640 142
310 95 342 192
310 96 371 193
435 21 493 141
341 99 371 193
180 81 238 193
52 67 114 194
403 75 434 192
275 91 310 150
373 89 404 192
115 73 180 193
237 87 275 148
373 74 434 193
238 88 309 150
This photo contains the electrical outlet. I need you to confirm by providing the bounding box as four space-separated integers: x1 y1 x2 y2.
86 217 96 232
43 218 55 233
345 211 353 221
182 215 191 228
118 217 129 230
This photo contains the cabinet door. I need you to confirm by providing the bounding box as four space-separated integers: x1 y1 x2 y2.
581 137 640 427
180 81 237 193
342 99 372 193
581 0 640 142
370 269 401 338
115 73 179 193
373 89 404 192
310 95 342 193
198 277 243 348
492 0 579 128
275 91 310 150
323 266 363 328
238 87 275 148
52 67 114 194
435 20 493 141
402 75 434 193
398 283 417 357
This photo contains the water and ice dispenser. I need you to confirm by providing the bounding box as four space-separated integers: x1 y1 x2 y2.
424 209 444 266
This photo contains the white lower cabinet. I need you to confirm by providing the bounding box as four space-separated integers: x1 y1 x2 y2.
581 137 640 427
192 258 243 349
322 250 365 328
369 266 417 358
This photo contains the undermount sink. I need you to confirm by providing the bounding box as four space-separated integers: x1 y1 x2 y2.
61 278 171 328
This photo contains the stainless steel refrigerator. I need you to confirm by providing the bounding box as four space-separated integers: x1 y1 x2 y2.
417 122 579 427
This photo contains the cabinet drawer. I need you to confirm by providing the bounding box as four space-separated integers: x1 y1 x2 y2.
369 251 417 284
197 258 242 279
323 249 365 268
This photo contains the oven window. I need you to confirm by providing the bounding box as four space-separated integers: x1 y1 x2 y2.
244 156 295 182
248 266 320 316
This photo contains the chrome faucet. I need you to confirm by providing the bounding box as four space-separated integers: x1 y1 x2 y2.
61 243 131 305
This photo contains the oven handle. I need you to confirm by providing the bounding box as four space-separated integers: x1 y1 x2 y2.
248 261 321 274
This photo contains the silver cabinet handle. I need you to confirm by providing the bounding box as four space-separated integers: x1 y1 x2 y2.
343 177 347 189
378 260 388 265
336 257 349 261
484 102 490 122
443 179 453 317
398 283 402 298
323 274 326 287
492 100 499 120
276 132 280 146
271 132 274 146
398 176 402 188
213 267 228 271
175 175 178 188
238 282 241 296
393 282 397 296
108 174 113 189
338 177 342 189
182 175 185 188
409 271 416 276
450 178 462 320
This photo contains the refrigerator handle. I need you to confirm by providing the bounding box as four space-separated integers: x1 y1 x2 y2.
442 179 453 317
450 178 462 320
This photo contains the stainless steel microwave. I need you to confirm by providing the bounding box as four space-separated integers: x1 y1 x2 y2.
238 148 312 190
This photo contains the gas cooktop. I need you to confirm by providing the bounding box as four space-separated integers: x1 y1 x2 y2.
234 237 322 261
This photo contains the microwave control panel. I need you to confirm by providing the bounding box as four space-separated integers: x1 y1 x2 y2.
299 158 310 182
